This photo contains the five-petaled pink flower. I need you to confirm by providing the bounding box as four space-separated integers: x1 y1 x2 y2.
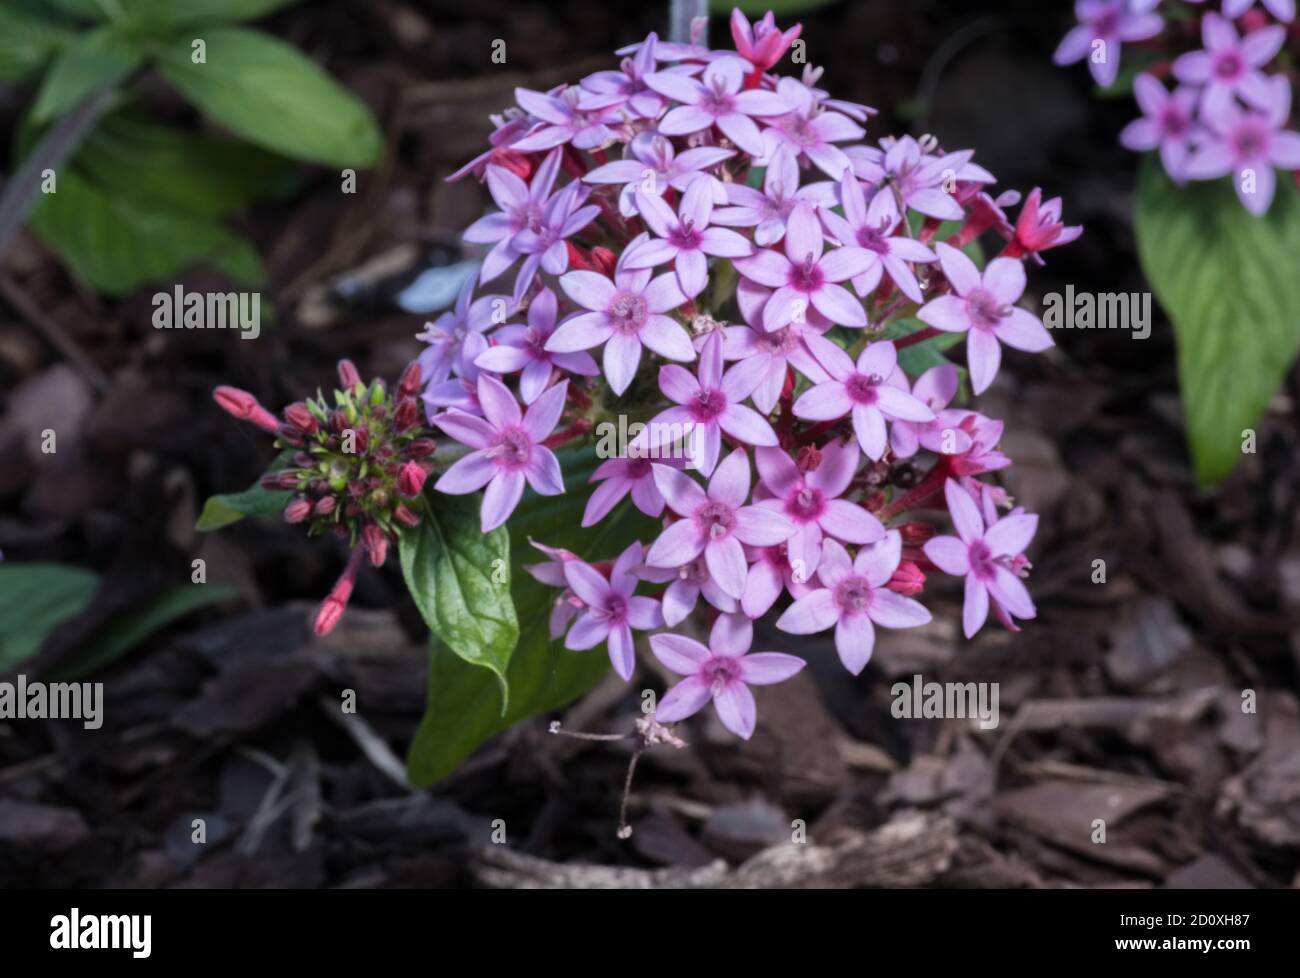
647 55 791 157
646 448 795 600
652 613 805 739
474 287 598 404
1053 0 1163 89
820 169 937 302
1120 75 1200 183
793 339 935 460
776 532 932 674
1172 12 1285 119
627 176 752 297
432 376 567 531
917 243 1053 395
563 541 664 680
923 480 1037 638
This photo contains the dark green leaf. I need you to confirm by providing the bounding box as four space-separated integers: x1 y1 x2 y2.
155 26 382 168
405 447 657 787
1134 156 1300 484
0 0 79 83
196 450 294 531
398 490 518 706
118 0 301 28
32 25 143 124
49 583 237 680
0 562 98 671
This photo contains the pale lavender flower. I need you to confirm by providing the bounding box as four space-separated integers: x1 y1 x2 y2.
948 411 1012 476
584 132 733 218
645 449 795 600
465 149 562 285
652 613 805 740
1183 76 1300 214
626 176 752 297
850 137 982 224
732 201 873 330
563 541 664 681
916 243 1053 395
474 287 597 404
776 533 932 675
511 180 601 302
513 85 617 151
793 340 935 460
1121 75 1200 182
754 439 884 578
432 376 567 531
633 331 777 476
923 480 1037 638
1053 0 1164 88
1173 12 1286 117
820 169 937 302
578 32 671 120
646 55 790 157
546 246 694 396
760 76 864 179
888 364 974 459
524 540 585 639
712 144 835 246
637 554 738 626
422 331 491 417
741 541 814 618
582 455 684 527
1222 0 1295 21
416 272 509 388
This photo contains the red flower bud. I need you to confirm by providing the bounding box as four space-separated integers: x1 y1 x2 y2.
337 359 362 390
283 497 312 523
393 396 419 431
398 361 422 398
398 461 428 498
887 560 926 597
214 386 280 434
276 424 304 447
795 444 821 474
394 503 420 527
284 402 318 434
590 246 618 276
404 438 437 458
261 471 300 491
898 521 935 546
314 496 337 516
362 523 388 566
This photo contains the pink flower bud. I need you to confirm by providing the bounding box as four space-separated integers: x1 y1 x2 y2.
398 361 422 398
283 497 312 523
214 386 280 434
314 495 336 516
337 359 362 389
261 471 300 491
887 560 926 597
362 523 388 566
284 402 318 434
393 397 419 432
397 461 428 498
394 503 420 527
404 438 437 458
795 445 821 474
313 546 364 636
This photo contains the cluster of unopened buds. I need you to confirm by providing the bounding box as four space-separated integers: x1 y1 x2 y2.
1055 0 1300 213
214 360 435 636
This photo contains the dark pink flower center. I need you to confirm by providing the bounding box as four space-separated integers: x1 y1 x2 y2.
701 655 742 692
1214 50 1243 80
487 427 532 470
598 593 627 623
790 254 824 292
626 456 653 479
608 291 648 333
763 542 792 572
856 226 890 255
1231 121 1269 160
694 500 737 541
844 372 883 405
670 220 703 251
968 539 995 580
701 85 735 116
833 575 873 615
690 387 728 422
1159 105 1188 139
1091 9 1120 36
966 289 1008 331
785 485 825 522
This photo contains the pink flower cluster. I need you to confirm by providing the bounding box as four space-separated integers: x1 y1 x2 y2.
1055 0 1300 214
426 9 1071 739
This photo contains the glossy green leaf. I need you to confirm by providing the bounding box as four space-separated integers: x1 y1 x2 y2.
0 562 98 671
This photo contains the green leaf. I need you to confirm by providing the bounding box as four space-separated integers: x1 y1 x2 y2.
155 26 382 168
77 112 301 219
1134 156 1300 484
0 562 99 671
40 0 103 21
398 490 518 706
29 166 263 294
32 24 143 124
0 0 79 83
118 0 301 28
196 451 294 531
48 583 236 680
405 447 657 787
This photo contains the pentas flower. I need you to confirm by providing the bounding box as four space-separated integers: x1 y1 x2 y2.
511 181 601 302
1173 12 1285 117
754 439 884 577
1120 75 1200 183
713 145 833 246
793 340 935 460
638 554 738 626
1184 78 1300 214
1009 188 1084 265
512 85 617 152
582 455 684 527
820 169 937 303
646 449 795 600
465 149 562 285
888 364 974 459
741 540 813 618
923 480 1037 638
585 132 734 218
646 55 791 157
578 31 670 120
524 540 585 638
1052 0 1163 88
776 533 932 675
761 77 865 179
634 331 777 476
627 177 753 297
547 247 694 396
432 375 567 531
474 287 597 404
720 279 835 413
849 138 984 224
917 243 1053 395
416 273 508 388
563 541 664 680
651 613 805 739
948 411 1012 476
729 8 803 74
1222 0 1295 21
734 201 873 330
422 331 490 417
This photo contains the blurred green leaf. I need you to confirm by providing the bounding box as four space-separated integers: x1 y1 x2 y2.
406 447 657 787
49 583 237 680
1135 156 1300 484
118 0 301 28
0 0 79 83
32 24 143 124
0 562 98 671
78 112 301 219
196 451 294 531
39 0 103 20
29 166 262 294
398 491 518 708
155 26 382 168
